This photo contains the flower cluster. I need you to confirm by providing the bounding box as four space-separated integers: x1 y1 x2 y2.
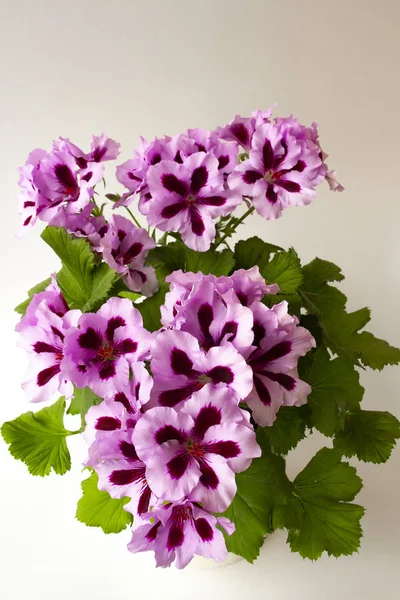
16 264 314 566
115 108 342 249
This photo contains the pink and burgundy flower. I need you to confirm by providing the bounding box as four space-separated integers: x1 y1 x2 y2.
228 122 319 220
149 330 253 408
16 275 69 333
102 214 158 296
83 402 155 516
127 500 235 569
133 388 260 511
146 152 241 251
18 302 80 403
62 297 152 397
244 301 315 425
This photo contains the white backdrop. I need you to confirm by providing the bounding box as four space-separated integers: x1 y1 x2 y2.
0 1 399 599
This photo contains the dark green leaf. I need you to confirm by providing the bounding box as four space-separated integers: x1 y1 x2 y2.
285 448 364 559
41 226 116 311
14 277 52 315
334 410 400 463
261 248 303 295
262 406 310 455
234 236 283 271
348 331 400 370
221 432 292 563
76 471 132 534
1 397 72 476
184 247 235 276
303 347 364 436
136 284 168 332
146 243 185 281
302 257 344 288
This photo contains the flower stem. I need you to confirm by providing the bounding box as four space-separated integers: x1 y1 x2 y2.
124 207 142 229
217 206 255 247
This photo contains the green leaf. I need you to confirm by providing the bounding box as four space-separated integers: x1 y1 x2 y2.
118 291 142 302
221 433 292 563
1 397 72 476
348 331 400 370
302 347 364 436
136 284 168 332
234 236 283 271
302 257 344 288
41 226 116 311
184 247 235 276
261 248 303 295
146 243 185 282
67 386 102 429
14 277 52 315
334 410 400 463
76 471 132 534
285 448 364 559
262 406 310 455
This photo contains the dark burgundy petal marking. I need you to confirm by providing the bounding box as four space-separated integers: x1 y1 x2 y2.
161 201 187 219
155 425 186 445
230 123 249 147
117 229 127 242
161 173 187 196
23 216 33 226
76 157 88 169
170 348 194 376
114 391 134 414
115 339 138 355
95 416 121 431
277 179 301 193
273 140 288 168
263 370 296 391
207 366 234 385
195 518 214 541
262 140 275 171
219 321 238 343
243 169 262 185
150 153 161 166
198 195 226 207
257 340 292 365
130 268 147 283
54 164 77 190
137 485 152 515
128 172 142 182
190 166 208 195
167 527 184 550
98 225 108 237
218 155 230 170
254 376 272 406
196 144 207 153
24 201 36 208
119 440 139 460
293 160 306 172
167 453 189 479
192 404 221 440
198 461 219 489
198 303 213 341
36 363 61 386
252 321 266 347
190 207 205 236
105 316 126 343
174 151 183 164
123 242 143 264
206 440 240 458
99 361 116 380
159 383 201 407
81 171 93 182
109 466 145 486
79 328 102 350
236 291 248 306
51 326 65 340
266 184 278 204
92 146 107 162
146 521 161 541
33 341 60 354
78 364 87 373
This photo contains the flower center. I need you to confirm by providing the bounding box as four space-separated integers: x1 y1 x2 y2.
197 373 211 386
264 171 275 183
97 342 116 362
185 194 196 205
185 438 205 459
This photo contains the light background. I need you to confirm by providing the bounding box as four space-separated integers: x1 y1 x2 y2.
0 1 399 598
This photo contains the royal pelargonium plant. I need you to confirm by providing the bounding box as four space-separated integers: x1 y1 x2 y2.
3 109 400 569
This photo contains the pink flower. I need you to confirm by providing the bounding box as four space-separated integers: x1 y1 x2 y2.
127 500 235 569
133 388 260 511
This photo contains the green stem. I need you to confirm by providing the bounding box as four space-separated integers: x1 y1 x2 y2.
124 207 142 229
217 206 255 247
